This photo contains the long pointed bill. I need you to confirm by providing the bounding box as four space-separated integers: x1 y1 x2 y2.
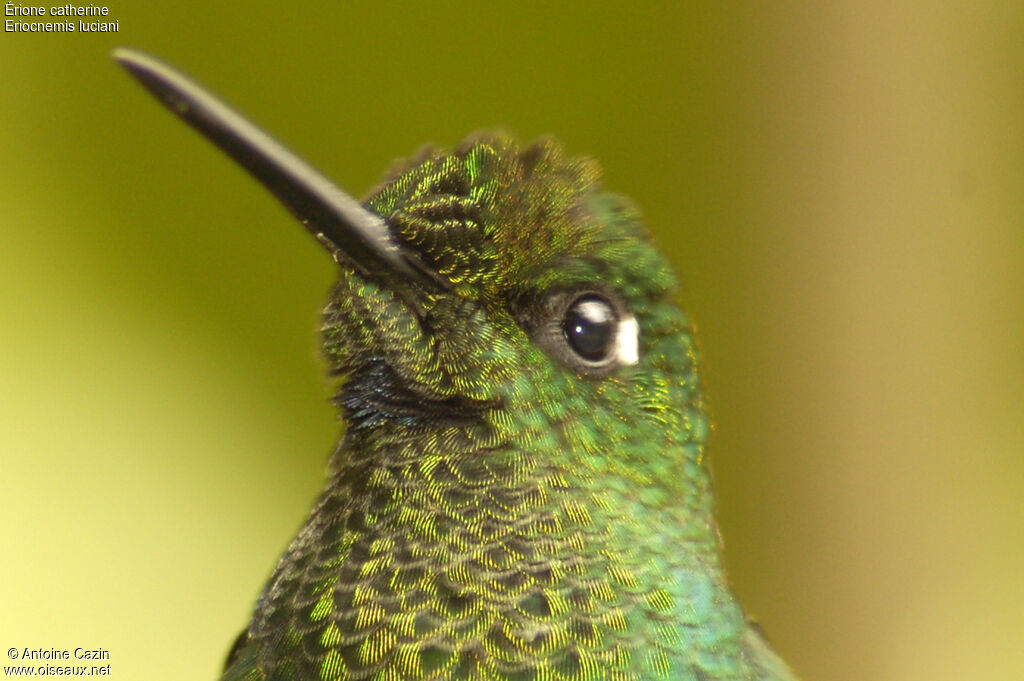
112 48 444 290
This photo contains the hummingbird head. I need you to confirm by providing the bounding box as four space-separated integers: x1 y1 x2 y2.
323 133 709 500
111 48 708 494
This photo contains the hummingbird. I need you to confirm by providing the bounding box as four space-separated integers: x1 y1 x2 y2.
114 49 799 681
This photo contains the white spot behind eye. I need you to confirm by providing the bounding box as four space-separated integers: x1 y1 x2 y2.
615 315 639 365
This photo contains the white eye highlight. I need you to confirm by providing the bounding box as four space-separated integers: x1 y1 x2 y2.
615 315 639 366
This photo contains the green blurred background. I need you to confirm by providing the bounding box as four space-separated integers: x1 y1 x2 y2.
3 3 1022 679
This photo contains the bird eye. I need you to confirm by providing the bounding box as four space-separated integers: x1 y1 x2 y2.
563 296 617 362
526 290 639 376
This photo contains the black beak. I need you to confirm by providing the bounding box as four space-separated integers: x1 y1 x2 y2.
112 48 445 291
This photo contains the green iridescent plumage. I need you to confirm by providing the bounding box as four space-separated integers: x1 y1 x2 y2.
112 46 797 681
216 134 798 681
